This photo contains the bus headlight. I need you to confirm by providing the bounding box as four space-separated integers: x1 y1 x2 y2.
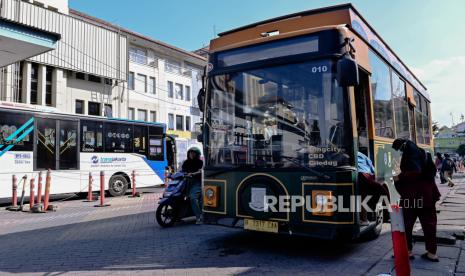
311 190 333 216
203 186 219 208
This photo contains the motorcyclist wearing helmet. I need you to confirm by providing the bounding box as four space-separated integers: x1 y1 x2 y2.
182 147 203 224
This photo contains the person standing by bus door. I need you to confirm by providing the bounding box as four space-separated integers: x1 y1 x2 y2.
441 154 456 187
392 139 441 262
357 152 388 225
182 147 204 224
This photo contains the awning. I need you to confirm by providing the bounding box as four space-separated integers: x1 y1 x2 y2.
0 19 60 67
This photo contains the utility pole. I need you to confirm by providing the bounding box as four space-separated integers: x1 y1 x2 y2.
451 112 455 127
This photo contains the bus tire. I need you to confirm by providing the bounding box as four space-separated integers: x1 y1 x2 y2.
108 175 128 197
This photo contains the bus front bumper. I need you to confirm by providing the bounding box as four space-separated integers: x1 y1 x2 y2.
203 213 359 240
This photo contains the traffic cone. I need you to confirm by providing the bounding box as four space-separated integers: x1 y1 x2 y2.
390 204 411 276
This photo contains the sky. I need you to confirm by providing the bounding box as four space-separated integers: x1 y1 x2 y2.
69 0 465 127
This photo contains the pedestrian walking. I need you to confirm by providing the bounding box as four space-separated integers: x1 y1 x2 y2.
392 138 441 262
441 154 456 187
182 147 204 224
435 152 445 183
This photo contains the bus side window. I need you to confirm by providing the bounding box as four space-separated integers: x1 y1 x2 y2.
148 126 164 161
0 111 34 152
133 125 148 156
104 122 133 153
80 120 103 152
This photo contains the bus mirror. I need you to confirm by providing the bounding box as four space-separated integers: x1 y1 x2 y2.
197 134 203 143
197 88 206 112
337 55 359 87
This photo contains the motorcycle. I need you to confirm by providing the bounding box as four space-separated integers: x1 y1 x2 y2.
156 172 194 227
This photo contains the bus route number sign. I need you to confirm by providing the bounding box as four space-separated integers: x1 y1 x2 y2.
311 65 328 74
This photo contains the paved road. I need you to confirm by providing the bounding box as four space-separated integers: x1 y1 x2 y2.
0 188 394 275
0 184 461 276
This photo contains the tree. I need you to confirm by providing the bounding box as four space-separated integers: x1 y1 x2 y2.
457 144 465 157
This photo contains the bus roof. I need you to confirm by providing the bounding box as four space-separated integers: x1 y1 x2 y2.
0 101 166 128
210 3 429 100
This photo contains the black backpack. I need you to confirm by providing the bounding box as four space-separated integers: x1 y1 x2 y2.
442 158 454 171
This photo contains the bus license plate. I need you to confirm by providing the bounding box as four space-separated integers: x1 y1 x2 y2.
244 219 278 233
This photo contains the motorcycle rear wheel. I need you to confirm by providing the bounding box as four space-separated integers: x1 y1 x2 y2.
156 202 176 227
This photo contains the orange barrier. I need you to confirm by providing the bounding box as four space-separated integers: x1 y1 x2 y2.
390 204 411 276
95 171 110 207
163 169 169 187
11 175 18 208
29 178 35 210
131 170 137 197
85 172 95 202
37 171 43 204
43 169 51 211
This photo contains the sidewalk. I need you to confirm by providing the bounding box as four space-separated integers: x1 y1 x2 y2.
367 174 465 275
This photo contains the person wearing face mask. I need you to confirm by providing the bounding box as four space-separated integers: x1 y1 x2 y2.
392 138 441 262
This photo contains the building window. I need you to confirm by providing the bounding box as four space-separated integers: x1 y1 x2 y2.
175 83 183 100
129 47 148 65
149 77 156 94
167 81 174 98
128 72 135 90
150 111 156 122
391 72 410 140
185 116 191 131
185 85 191 101
104 78 113 85
176 115 184 131
75 100 84 114
104 104 113 118
45 67 53 106
128 108 135 120
369 51 394 139
138 109 147 121
137 73 147 92
30 63 39 104
168 113 174 130
88 102 101 116
88 75 101 83
76 72 85 80
165 60 182 74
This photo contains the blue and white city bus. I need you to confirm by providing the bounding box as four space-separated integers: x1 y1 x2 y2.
0 102 169 200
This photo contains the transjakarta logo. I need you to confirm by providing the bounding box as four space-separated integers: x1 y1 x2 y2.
91 156 127 164
91 156 99 164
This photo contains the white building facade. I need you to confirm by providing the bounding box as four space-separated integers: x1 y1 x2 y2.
0 0 128 119
71 9 206 166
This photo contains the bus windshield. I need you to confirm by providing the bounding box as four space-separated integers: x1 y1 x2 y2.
206 59 353 169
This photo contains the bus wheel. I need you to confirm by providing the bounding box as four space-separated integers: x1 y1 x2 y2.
108 175 128 197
